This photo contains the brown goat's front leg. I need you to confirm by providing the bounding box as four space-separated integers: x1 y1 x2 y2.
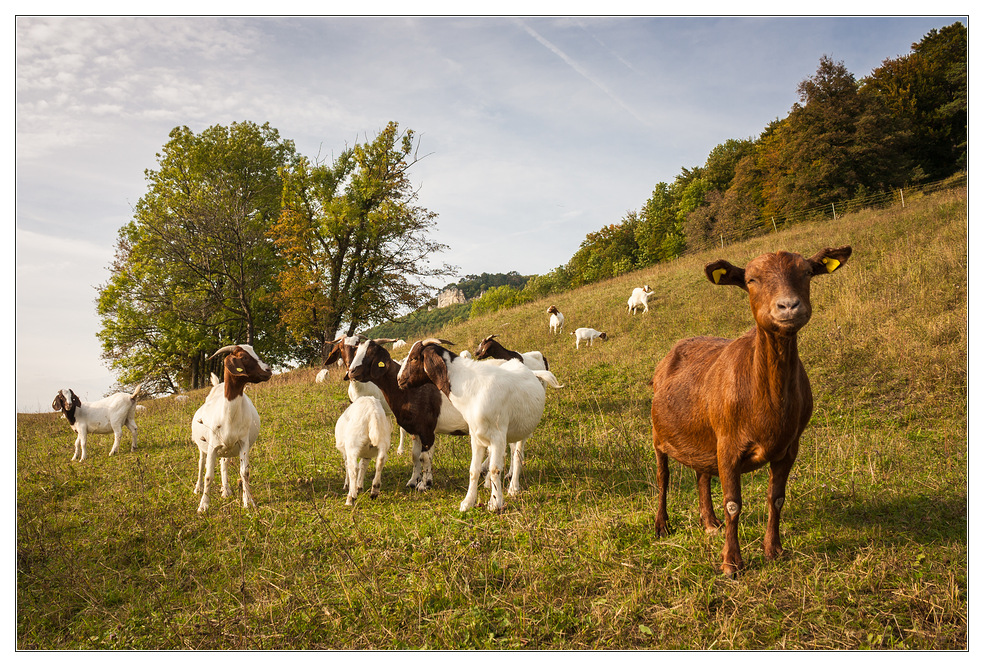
718 454 744 576
653 449 670 537
695 471 722 533
765 450 796 561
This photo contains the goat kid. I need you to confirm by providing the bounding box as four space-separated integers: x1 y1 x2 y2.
547 305 565 334
398 339 563 512
192 344 272 513
474 334 549 371
335 396 392 505
573 327 608 349
648 246 851 576
628 285 655 314
52 385 142 461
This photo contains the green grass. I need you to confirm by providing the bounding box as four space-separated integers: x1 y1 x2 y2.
17 188 966 649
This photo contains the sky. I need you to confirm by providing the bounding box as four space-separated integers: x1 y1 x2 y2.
12 13 967 413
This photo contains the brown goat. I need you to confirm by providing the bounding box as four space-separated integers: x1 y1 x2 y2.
649 246 851 576
474 334 549 371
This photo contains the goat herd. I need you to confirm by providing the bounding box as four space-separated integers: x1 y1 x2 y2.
50 246 851 575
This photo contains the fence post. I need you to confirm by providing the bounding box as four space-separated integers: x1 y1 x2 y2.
720 234 724 249
900 188 905 208
772 217 777 233
831 202 836 220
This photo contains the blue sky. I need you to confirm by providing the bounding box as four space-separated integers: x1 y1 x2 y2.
13 14 966 412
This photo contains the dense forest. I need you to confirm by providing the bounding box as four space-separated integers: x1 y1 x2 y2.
97 23 966 391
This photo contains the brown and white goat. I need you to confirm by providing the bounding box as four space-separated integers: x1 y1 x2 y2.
339 338 469 491
474 334 549 371
192 344 273 513
52 385 141 461
648 246 851 576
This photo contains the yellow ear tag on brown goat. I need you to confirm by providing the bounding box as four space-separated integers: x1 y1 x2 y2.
822 257 841 273
236 367 244 372
712 268 727 284
378 361 385 368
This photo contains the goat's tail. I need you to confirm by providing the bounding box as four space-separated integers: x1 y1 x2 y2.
130 383 144 401
533 370 564 389
368 407 392 450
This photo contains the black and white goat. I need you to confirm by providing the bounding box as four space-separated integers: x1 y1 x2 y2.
192 344 272 513
340 337 470 491
51 385 142 461
473 334 549 371
398 339 563 512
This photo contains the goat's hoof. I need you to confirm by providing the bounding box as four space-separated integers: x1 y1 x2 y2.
345 497 354 506
370 489 380 499
654 523 670 538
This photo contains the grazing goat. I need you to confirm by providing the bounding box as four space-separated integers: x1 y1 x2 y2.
398 339 563 512
192 344 273 513
474 334 549 371
547 305 565 334
648 246 852 576
335 396 392 505
627 285 655 314
51 385 141 461
573 327 608 349
342 337 469 490
315 368 329 383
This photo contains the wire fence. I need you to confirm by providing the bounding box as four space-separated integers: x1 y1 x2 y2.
681 173 968 255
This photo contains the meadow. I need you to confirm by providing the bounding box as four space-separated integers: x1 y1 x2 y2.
17 187 967 650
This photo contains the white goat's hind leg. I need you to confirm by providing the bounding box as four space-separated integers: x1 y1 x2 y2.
370 449 386 499
220 457 233 497
128 419 138 452
459 437 486 512
72 434 82 461
239 451 256 509
345 453 361 505
109 428 121 456
486 436 507 512
507 439 525 496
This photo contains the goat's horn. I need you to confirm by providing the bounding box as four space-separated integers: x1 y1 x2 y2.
373 338 398 345
208 344 239 360
420 337 455 347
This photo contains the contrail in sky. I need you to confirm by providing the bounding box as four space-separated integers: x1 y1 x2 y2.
515 19 651 127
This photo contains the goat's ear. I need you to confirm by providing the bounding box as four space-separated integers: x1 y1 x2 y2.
424 349 453 396
705 260 746 289
224 354 249 377
51 395 62 411
808 245 852 276
323 344 340 367
70 391 82 409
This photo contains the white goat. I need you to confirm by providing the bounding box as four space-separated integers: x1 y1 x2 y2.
547 305 565 334
192 344 273 513
315 368 329 383
174 394 190 403
627 285 655 314
334 396 392 505
573 327 608 349
392 339 408 351
51 386 141 461
398 339 563 512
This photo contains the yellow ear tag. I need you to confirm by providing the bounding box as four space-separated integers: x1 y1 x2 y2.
236 367 244 372
378 361 385 367
712 268 727 284
822 257 841 273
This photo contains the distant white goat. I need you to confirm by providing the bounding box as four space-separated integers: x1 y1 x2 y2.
392 339 408 351
573 328 608 349
174 394 190 403
547 305 565 334
628 285 655 314
315 368 329 383
192 344 273 513
51 385 142 461
398 339 563 512
334 396 392 505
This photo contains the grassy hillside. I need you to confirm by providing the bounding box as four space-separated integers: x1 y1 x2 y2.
17 187 966 649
